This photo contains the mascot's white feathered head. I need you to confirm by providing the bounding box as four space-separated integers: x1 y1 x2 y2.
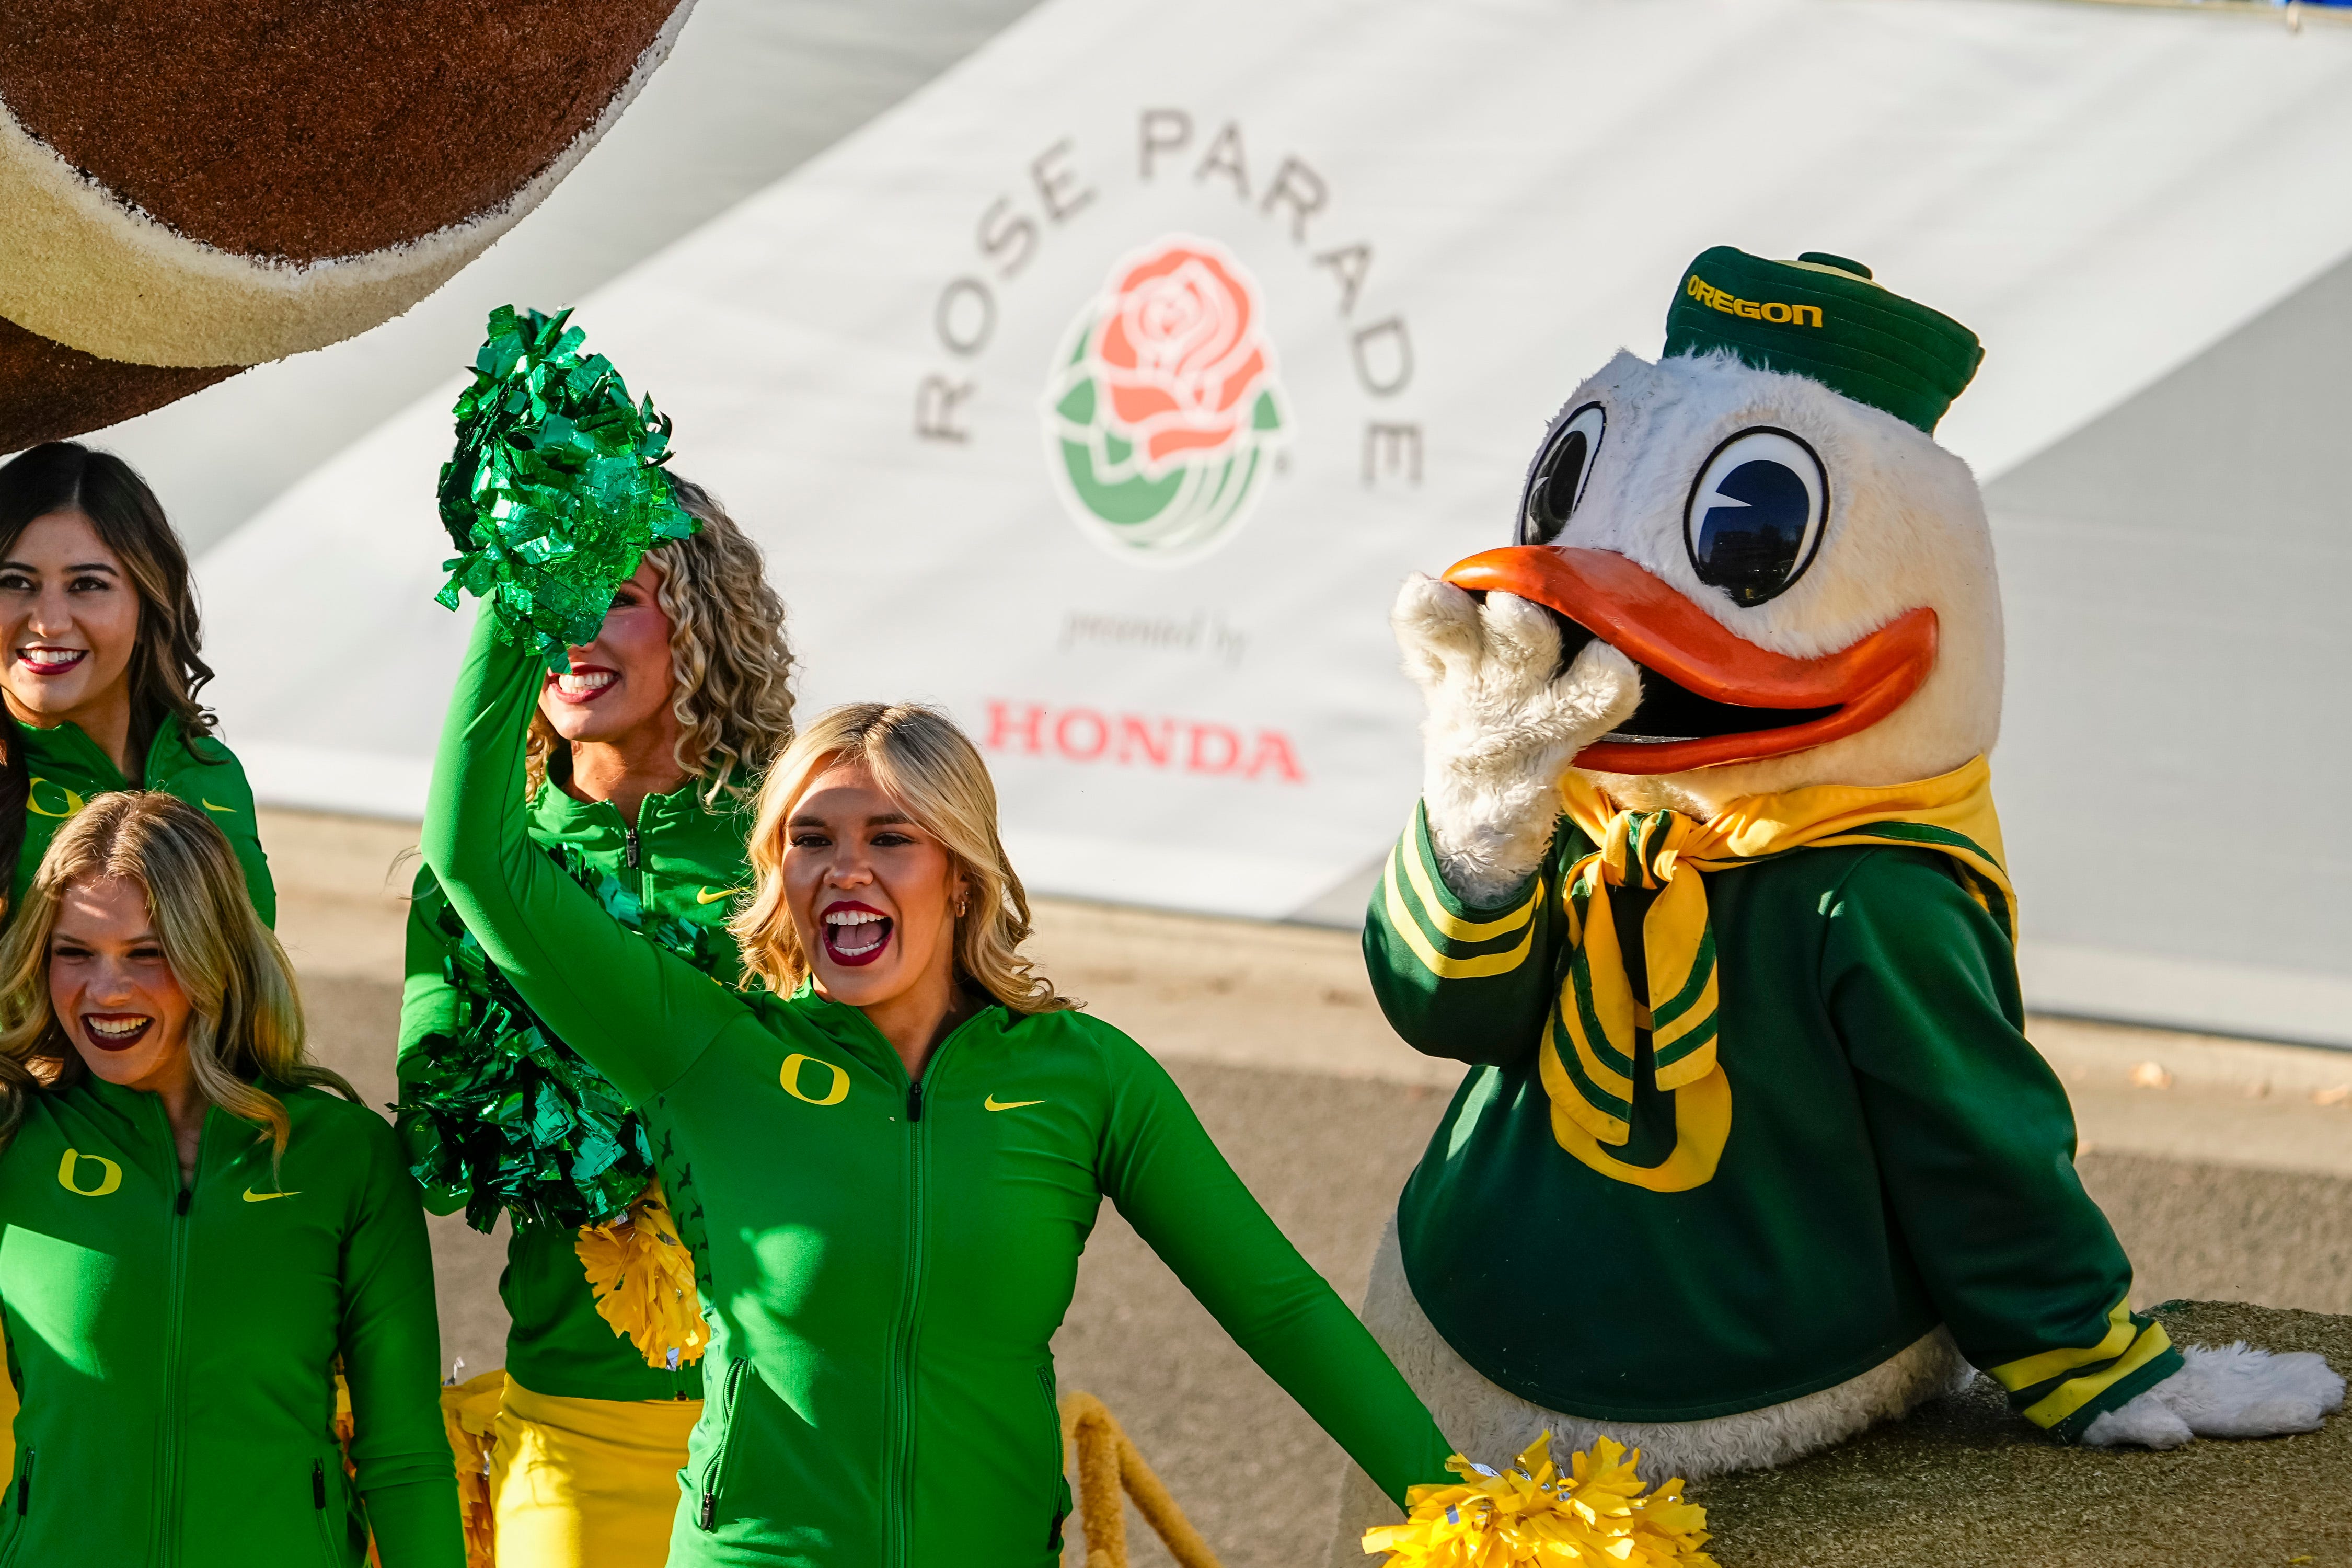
1451 248 1994 816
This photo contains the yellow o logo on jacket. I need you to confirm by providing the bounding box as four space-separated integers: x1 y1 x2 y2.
779 1054 850 1107
26 778 85 821
57 1147 121 1197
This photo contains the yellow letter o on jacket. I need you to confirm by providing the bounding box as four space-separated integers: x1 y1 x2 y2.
58 1148 122 1196
779 1054 850 1107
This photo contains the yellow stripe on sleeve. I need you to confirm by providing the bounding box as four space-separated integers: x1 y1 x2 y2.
1987 1296 2135 1393
2022 1321 2175 1431
1399 831 1542 942
1380 854 1539 980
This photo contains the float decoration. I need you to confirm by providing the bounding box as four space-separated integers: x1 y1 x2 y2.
435 305 697 672
0 0 696 451
1362 1434 1715 1567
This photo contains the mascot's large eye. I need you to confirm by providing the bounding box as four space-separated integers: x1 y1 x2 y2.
1517 402 1606 545
1682 428 1829 607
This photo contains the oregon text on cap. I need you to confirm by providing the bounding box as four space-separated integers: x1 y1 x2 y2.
1685 275 1823 328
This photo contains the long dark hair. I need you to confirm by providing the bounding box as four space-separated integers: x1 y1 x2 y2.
0 443 215 900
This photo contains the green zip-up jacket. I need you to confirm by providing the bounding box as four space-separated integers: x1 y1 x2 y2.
1366 803 2180 1440
398 776 752 1403
0 1076 460 1567
8 716 274 926
423 605 1453 1567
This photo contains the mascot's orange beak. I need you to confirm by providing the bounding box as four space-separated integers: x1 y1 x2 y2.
1443 546 1938 775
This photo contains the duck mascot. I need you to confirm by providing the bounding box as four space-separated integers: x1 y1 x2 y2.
1336 248 2344 1553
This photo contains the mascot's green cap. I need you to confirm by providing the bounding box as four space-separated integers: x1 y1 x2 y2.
1664 247 1984 433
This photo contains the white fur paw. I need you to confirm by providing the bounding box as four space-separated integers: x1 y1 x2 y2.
2155 1343 2344 1439
2081 1388 2194 1450
1392 575 1641 903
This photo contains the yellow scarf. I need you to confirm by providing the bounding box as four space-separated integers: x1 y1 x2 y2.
1541 755 2014 1191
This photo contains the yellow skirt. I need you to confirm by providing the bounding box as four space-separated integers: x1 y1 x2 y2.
448 1371 702 1568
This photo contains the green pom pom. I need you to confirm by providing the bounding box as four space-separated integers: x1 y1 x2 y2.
399 844 740 1232
435 305 698 670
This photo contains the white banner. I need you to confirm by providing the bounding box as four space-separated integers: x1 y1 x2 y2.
198 0 2352 1031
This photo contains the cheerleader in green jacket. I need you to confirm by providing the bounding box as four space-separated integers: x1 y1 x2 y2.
0 442 273 926
0 440 280 1495
0 791 458 1566
397 477 798 1567
422 603 1456 1567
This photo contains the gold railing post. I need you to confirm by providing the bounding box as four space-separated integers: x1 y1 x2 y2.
1058 1390 1225 1568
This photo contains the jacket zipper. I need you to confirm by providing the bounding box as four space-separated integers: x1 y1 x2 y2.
156 1117 200 1568
625 820 655 913
882 1048 942 1568
694 1358 751 1531
312 1459 338 1564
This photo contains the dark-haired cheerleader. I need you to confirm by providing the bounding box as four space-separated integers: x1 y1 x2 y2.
0 441 272 924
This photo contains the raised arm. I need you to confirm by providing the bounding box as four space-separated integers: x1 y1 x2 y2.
337 1111 463 1568
419 603 745 1104
1094 1030 1453 1505
1371 574 1634 1065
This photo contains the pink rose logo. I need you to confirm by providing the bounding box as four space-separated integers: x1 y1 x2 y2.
1098 245 1270 469
1045 235 1288 562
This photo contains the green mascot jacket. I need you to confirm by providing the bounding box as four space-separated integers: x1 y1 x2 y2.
423 605 1453 1567
398 773 753 1404
0 1079 460 1567
1366 803 2180 1440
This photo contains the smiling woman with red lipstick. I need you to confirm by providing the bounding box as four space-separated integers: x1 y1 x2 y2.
423 576 1460 1564
397 475 798 1568
0 792 458 1566
0 442 272 926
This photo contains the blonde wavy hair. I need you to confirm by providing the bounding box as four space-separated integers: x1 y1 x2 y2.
731 704 1069 1013
525 475 798 803
0 793 352 1168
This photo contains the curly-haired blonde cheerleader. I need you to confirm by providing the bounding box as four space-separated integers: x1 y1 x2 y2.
396 476 795 1567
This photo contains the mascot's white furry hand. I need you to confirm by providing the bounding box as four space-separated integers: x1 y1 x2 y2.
1394 574 1640 906
2080 1342 2345 1450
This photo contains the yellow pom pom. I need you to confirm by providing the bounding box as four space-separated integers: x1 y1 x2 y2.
1362 1433 1716 1567
574 1179 711 1370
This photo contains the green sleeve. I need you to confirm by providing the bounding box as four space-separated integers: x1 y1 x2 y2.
1361 802 1563 1067
1094 1028 1454 1505
419 603 747 1105
1825 850 2181 1442
200 742 277 928
238 833 277 929
393 869 466 1217
338 1111 463 1568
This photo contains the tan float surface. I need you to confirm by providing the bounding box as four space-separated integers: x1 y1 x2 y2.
1695 1300 2350 1568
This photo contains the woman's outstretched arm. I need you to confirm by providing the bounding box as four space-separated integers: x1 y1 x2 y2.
1094 1025 1454 1506
419 602 746 1104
